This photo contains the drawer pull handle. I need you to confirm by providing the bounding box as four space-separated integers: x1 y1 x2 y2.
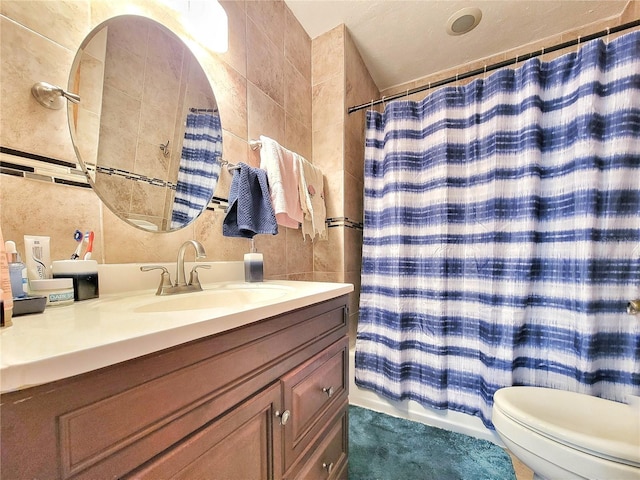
322 462 334 474
275 409 291 425
322 386 334 398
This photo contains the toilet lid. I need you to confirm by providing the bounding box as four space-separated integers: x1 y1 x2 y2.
493 387 640 467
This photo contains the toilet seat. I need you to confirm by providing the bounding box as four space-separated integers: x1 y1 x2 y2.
493 387 640 468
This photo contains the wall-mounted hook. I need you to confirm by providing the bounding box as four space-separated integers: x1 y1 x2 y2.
159 140 170 158
31 82 80 110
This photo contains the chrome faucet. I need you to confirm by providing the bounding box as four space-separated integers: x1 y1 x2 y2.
140 240 211 295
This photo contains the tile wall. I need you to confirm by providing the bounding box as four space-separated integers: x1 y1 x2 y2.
311 24 379 342
0 0 315 281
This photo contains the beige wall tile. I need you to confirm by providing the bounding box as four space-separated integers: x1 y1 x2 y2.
285 227 313 275
246 0 284 51
246 17 284 106
620 0 640 23
287 272 314 282
344 172 363 224
247 82 285 145
285 60 312 128
285 114 312 161
345 111 366 182
324 169 345 219
313 121 344 172
313 226 344 273
255 229 287 278
0 174 103 263
344 226 363 275
312 24 344 86
194 210 247 262
313 271 344 283
75 49 105 114
0 16 77 162
284 4 311 81
345 27 379 107
312 74 345 132
204 55 248 140
1 0 89 51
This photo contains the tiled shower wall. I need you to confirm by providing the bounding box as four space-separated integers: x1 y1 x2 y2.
311 25 379 342
0 0 318 281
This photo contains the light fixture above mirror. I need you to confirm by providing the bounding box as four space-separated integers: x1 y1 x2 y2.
177 0 229 53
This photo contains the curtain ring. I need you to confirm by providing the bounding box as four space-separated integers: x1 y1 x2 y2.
381 95 387 108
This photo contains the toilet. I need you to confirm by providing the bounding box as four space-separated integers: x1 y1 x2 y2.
492 386 640 480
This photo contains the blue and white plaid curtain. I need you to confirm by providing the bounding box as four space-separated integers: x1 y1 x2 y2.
171 113 222 228
355 31 640 428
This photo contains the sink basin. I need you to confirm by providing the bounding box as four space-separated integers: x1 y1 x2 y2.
133 284 292 313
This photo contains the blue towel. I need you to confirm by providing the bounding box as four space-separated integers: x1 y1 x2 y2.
223 163 278 238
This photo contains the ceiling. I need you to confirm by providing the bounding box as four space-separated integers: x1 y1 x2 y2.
284 1 630 91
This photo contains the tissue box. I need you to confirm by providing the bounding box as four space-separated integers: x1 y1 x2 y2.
52 260 99 301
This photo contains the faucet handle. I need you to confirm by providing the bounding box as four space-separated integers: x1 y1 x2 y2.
140 265 174 296
189 264 211 289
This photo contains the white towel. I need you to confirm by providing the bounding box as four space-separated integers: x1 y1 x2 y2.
295 153 327 241
259 135 303 228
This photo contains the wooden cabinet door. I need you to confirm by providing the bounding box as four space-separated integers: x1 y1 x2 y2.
123 383 283 480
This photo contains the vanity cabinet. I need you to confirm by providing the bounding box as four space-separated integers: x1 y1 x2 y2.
0 295 349 480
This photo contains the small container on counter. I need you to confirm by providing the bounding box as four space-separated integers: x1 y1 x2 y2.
28 278 74 307
52 259 99 301
13 295 47 316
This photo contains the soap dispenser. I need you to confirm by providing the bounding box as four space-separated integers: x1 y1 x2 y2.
244 239 264 283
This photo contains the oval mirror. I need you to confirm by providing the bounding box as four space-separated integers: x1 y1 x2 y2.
67 15 222 232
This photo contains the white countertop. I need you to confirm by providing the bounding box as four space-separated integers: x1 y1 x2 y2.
0 279 353 394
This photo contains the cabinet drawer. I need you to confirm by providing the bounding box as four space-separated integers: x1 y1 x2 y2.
285 401 348 480
281 337 348 470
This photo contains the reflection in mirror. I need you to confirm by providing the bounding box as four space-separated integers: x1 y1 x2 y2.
68 15 222 232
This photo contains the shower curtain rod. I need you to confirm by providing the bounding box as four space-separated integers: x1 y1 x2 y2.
347 18 640 114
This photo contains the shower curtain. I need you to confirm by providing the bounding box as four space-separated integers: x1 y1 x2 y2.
171 112 223 228
355 31 640 427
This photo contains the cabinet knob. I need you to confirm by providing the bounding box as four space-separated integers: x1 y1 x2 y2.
322 386 334 398
275 409 291 425
322 462 334 474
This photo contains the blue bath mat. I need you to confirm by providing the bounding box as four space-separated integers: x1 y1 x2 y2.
349 405 516 480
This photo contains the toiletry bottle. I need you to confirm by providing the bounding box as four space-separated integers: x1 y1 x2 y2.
0 228 14 326
5 241 27 298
